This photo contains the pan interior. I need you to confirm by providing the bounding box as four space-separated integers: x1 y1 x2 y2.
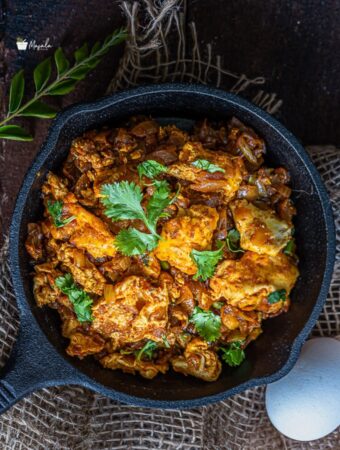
16 89 328 401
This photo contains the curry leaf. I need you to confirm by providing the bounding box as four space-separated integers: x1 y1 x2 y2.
1 27 127 142
20 101 57 118
74 42 89 63
90 41 101 55
0 125 32 141
8 69 25 114
48 79 78 95
162 335 171 348
68 66 92 81
54 47 70 76
33 57 52 93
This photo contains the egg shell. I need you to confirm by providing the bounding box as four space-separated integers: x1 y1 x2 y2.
265 337 340 441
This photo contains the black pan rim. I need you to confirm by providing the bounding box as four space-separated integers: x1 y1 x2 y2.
9 83 336 408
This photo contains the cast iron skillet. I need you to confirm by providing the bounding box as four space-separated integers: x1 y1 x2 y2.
4 84 335 413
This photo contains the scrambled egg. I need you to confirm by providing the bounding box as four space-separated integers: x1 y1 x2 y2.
210 251 299 315
171 338 222 381
230 199 292 256
167 142 245 202
92 276 169 346
154 205 219 275
26 117 299 382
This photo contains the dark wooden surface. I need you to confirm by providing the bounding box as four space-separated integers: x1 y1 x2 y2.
1 0 339 239
189 0 340 143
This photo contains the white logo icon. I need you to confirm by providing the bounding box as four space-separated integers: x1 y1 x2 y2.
16 38 28 51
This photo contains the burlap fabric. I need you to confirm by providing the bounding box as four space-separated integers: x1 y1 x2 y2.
0 1 339 448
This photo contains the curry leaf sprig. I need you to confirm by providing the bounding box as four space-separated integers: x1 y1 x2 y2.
100 180 173 256
0 28 127 142
55 273 93 322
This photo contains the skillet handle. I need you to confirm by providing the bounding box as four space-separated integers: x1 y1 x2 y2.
0 315 80 414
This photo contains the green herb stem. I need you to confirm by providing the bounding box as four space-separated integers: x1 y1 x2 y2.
0 29 127 129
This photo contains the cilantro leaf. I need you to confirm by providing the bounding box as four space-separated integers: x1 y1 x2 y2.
101 178 173 256
191 159 225 173
190 243 224 281
135 340 158 361
162 335 171 348
267 289 287 304
137 160 167 179
55 273 93 322
115 228 158 256
212 301 224 309
226 228 244 253
100 181 147 222
189 306 221 342
47 200 75 228
160 260 170 270
101 178 173 255
119 348 134 355
283 239 296 257
146 180 172 226
220 341 245 367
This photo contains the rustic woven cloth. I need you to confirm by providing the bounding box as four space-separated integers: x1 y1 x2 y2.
0 1 339 448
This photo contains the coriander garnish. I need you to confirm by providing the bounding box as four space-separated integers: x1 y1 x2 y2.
189 306 221 342
226 228 244 253
220 341 245 367
135 340 158 361
55 273 93 322
137 160 167 179
47 200 75 228
191 159 225 173
115 228 159 256
267 289 287 304
100 180 173 256
283 239 296 257
190 242 224 281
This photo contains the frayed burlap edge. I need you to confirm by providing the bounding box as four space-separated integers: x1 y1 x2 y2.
107 0 283 115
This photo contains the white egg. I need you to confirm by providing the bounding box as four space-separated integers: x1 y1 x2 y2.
265 337 340 441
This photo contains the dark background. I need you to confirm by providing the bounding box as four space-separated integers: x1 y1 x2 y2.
0 0 339 238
